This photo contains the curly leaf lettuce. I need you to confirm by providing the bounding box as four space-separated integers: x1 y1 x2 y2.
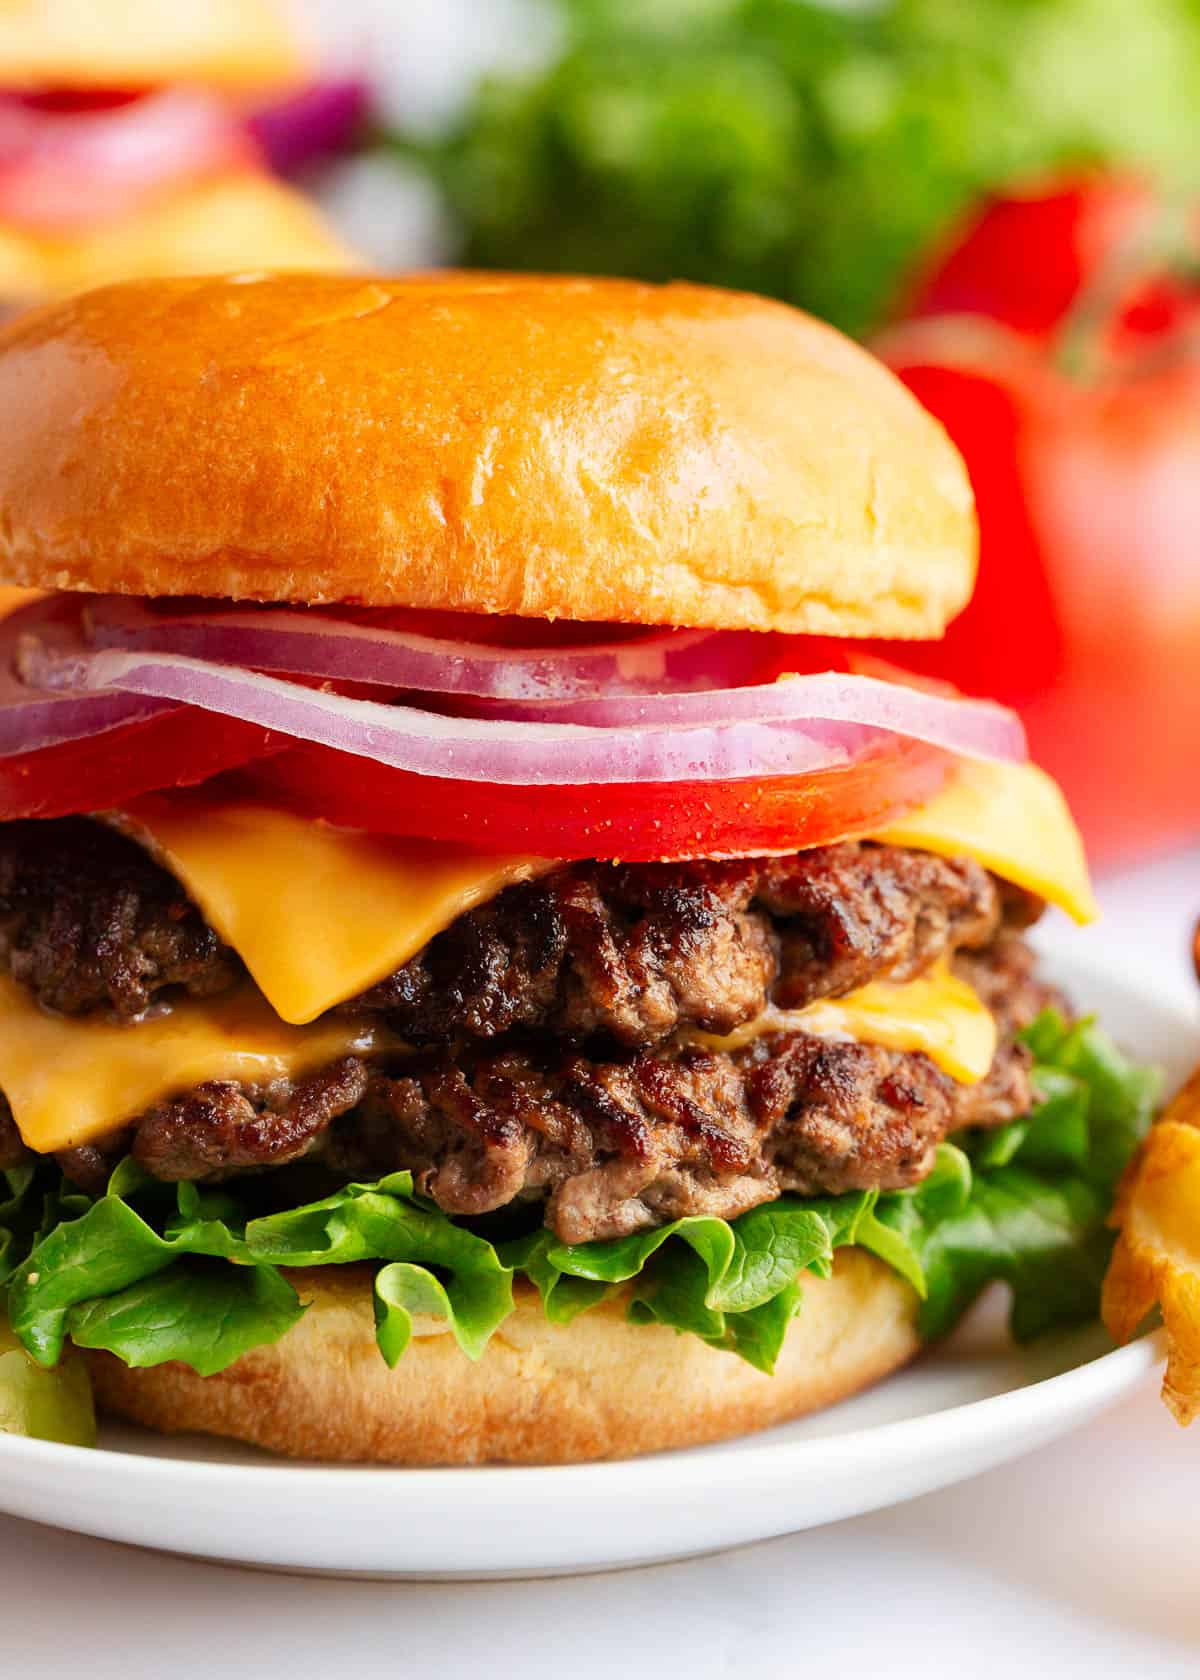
0 1012 1158 1380
245 1173 515 1363
505 1186 924 1374
887 1011 1161 1341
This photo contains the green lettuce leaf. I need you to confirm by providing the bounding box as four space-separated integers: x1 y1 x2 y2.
66 1263 303 1378
530 1188 930 1374
0 1166 303 1377
244 1173 514 1363
0 1010 1158 1379
0 1168 36 1279
1032 1013 1161 1191
882 1013 1161 1341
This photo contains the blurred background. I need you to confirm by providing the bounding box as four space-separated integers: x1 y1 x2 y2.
5 0 1200 872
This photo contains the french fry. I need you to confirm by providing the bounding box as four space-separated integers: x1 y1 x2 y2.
1102 1069 1200 1424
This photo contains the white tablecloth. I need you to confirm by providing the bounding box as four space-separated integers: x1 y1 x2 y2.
5 847 1200 1678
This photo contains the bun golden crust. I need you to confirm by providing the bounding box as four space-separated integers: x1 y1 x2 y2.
0 272 975 638
0 174 351 305
86 1251 921 1465
0 0 307 89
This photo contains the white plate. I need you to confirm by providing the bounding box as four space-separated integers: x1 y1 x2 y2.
0 951 1180 1578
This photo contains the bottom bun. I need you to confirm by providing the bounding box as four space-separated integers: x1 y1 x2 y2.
87 1249 921 1465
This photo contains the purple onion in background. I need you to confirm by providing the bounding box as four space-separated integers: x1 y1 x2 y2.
247 79 371 176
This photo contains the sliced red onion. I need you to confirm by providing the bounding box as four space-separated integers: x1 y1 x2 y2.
20 638 1021 787
475 674 1025 760
0 89 255 234
84 597 770 701
246 80 370 176
0 601 177 756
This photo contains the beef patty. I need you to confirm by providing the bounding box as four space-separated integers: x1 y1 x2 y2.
0 819 240 1018
16 936 1056 1245
0 818 1037 1048
0 819 1057 1242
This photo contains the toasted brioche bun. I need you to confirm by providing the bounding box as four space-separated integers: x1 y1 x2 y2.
0 0 307 90
0 272 975 637
0 171 350 304
86 1250 921 1465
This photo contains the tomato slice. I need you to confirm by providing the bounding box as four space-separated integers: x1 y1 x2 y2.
0 709 281 821
242 738 952 859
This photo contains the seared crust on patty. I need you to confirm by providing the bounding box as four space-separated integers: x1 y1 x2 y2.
0 1095 25 1171
0 818 1057 1243
0 819 242 1018
327 1011 1037 1244
350 843 1019 1048
0 820 1031 1047
36 937 1057 1244
62 1057 371 1196
323 937 1054 1241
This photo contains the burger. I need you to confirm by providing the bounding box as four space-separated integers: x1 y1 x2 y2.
0 0 349 311
0 273 1159 1463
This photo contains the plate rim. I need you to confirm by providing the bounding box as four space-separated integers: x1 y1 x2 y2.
0 943 1177 1504
0 1326 1164 1495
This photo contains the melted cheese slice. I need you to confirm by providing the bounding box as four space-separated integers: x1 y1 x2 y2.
0 961 992 1156
687 960 995 1084
0 752 1089 1155
871 757 1097 924
110 754 1092 1029
0 977 402 1156
113 793 548 1025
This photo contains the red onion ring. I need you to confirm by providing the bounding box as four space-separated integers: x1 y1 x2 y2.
19 638 1025 787
0 601 177 756
465 675 1025 760
0 89 256 234
84 597 773 701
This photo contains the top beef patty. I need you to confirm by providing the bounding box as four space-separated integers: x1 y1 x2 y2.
0 819 1037 1047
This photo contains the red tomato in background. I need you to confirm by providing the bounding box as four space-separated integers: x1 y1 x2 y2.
903 171 1200 356
878 174 1200 868
903 173 1149 339
0 709 280 820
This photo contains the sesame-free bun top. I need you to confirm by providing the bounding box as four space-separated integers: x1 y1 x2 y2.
0 272 977 637
0 0 307 89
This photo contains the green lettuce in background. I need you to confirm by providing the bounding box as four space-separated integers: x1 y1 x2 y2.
407 0 1200 335
0 1011 1159 1385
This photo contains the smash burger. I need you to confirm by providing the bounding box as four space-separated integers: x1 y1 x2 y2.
0 274 1159 1462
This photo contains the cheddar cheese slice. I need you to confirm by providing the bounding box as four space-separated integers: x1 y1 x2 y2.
871 757 1097 924
111 755 1095 1031
0 963 993 1153
0 975 400 1155
113 793 548 1025
687 959 996 1085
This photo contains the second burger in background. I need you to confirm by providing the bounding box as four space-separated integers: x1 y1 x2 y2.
0 0 351 310
0 273 1159 1463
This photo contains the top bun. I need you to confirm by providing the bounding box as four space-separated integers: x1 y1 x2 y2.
0 272 976 637
0 0 307 89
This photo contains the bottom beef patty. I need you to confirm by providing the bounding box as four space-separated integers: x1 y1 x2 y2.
22 934 1056 1246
